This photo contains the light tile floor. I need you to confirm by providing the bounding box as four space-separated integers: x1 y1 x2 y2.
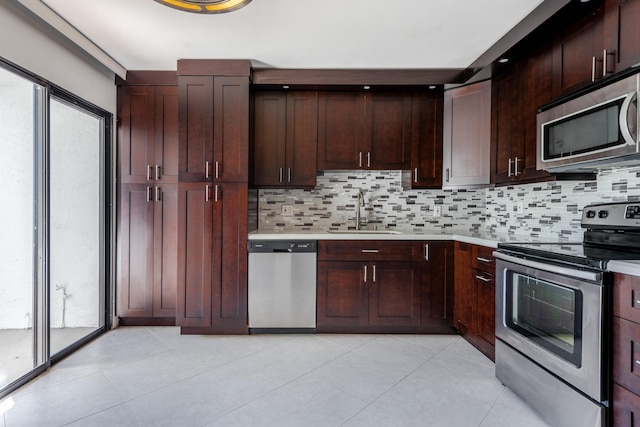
0 327 550 427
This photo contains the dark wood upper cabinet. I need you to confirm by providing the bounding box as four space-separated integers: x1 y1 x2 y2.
604 0 640 73
178 75 249 183
253 91 318 188
491 43 553 185
404 91 443 189
318 91 411 170
552 3 605 97
119 85 179 185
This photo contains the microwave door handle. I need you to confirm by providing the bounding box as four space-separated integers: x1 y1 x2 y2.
619 90 638 145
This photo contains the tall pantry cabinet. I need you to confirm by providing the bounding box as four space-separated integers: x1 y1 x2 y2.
176 60 250 334
116 71 179 325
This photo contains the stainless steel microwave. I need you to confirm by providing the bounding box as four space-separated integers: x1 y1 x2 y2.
537 70 639 172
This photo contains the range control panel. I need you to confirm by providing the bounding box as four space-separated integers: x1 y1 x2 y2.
582 202 640 229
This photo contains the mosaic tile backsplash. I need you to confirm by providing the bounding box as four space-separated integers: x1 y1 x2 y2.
257 166 640 241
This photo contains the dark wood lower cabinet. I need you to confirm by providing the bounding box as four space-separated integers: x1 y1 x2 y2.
612 273 640 425
454 242 495 360
176 182 248 334
117 183 177 325
316 240 454 333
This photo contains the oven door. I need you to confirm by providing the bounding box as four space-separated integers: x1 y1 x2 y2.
495 253 605 402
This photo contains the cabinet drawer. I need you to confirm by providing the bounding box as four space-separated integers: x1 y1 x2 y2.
475 246 496 275
614 273 640 324
318 240 420 261
612 383 640 427
613 316 640 396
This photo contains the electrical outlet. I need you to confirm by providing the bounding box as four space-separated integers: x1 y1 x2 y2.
517 200 525 214
281 205 293 216
433 206 441 217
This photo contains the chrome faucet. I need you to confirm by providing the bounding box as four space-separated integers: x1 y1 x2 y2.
356 190 365 230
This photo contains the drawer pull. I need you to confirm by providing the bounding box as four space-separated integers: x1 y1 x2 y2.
361 249 379 253
636 359 640 365
477 257 493 263
476 275 492 283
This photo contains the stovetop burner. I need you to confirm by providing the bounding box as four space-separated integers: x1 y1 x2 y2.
497 202 640 271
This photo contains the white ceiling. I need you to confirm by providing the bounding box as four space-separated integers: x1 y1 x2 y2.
39 0 547 73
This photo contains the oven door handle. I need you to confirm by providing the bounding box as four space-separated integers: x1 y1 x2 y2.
493 252 602 283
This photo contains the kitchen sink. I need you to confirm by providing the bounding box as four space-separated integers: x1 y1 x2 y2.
327 230 402 235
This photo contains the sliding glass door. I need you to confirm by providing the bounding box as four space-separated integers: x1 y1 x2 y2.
49 98 106 356
0 63 111 396
0 66 40 391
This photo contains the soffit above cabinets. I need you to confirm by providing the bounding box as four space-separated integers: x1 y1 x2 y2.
34 0 570 83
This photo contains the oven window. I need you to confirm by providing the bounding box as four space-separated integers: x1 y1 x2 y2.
505 272 583 367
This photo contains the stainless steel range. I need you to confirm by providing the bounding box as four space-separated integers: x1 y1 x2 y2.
494 201 640 427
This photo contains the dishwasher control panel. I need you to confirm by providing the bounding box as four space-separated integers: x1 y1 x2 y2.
248 240 317 253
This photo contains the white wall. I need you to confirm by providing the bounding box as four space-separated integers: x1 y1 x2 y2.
0 1 116 114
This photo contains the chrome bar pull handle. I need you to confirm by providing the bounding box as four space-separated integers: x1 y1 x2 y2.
362 249 379 253
372 264 376 282
359 152 363 168
215 161 219 179
514 157 520 176
363 265 367 283
424 243 429 261
155 165 161 180
445 168 450 183
205 185 210 202
155 186 160 202
592 56 597 82
367 152 371 168
476 275 492 282
414 168 418 183
146 186 152 202
214 185 219 202
279 167 283 183
205 161 210 179
147 165 152 181
288 167 291 183
477 257 493 263
508 158 513 177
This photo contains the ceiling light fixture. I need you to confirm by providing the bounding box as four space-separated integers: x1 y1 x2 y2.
154 0 252 14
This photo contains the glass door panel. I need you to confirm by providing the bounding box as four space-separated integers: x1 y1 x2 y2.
0 68 38 389
49 98 105 356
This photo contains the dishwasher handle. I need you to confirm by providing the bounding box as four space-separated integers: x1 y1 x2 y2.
248 240 317 253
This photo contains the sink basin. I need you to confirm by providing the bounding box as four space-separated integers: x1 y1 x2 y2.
327 230 402 235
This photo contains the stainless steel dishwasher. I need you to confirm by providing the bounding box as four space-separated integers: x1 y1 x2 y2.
248 240 317 333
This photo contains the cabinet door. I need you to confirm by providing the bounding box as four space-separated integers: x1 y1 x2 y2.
179 76 214 182
409 92 443 188
253 91 287 186
613 316 640 396
367 92 412 170
176 183 213 327
117 184 154 317
421 241 454 331
119 86 155 184
317 261 368 328
612 383 640 427
476 275 495 352
152 184 178 318
211 182 248 334
213 76 249 183
286 91 318 187
442 81 491 188
605 0 640 72
491 65 523 184
454 241 476 335
552 4 604 96
317 92 365 170
368 261 421 327
521 44 554 182
155 86 179 184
